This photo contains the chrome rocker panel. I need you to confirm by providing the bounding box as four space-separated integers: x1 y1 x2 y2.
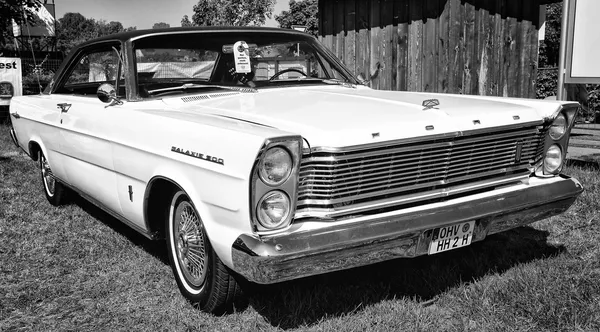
232 175 583 284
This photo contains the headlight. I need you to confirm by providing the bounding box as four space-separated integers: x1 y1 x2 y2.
256 191 291 229
259 147 292 186
543 144 563 174
549 113 567 140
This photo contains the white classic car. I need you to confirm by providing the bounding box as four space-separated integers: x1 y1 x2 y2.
8 27 583 314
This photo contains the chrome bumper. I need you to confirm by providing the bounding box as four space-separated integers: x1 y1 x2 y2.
232 175 583 284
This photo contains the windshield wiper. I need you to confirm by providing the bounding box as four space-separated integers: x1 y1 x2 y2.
147 83 258 95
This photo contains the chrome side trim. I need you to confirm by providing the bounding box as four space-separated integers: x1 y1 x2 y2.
232 175 583 284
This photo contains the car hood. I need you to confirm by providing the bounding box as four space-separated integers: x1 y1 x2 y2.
162 86 558 148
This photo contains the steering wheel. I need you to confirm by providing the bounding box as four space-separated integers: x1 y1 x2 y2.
269 68 308 81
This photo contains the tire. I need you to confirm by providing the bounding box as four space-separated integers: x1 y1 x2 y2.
39 151 67 206
166 191 240 314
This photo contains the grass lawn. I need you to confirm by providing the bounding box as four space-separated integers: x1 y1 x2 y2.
1 122 599 331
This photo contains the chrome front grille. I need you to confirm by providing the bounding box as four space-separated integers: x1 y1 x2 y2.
297 123 547 216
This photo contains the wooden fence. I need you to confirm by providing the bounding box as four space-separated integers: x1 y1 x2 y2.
319 0 544 98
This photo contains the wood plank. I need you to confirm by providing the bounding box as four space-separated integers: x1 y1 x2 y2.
477 8 490 96
355 0 370 82
422 0 438 92
472 4 483 95
345 0 356 76
437 0 450 93
335 0 345 64
463 1 475 95
381 0 394 90
322 0 334 52
529 14 539 98
396 0 409 91
507 17 518 97
448 0 462 94
370 0 382 89
520 20 531 98
408 0 423 91
493 13 503 96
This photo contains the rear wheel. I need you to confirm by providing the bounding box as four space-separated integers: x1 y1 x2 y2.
166 191 239 314
39 151 67 206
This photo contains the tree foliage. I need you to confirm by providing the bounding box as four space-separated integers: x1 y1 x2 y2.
275 0 318 37
152 22 170 29
536 1 599 121
191 0 276 26
56 13 131 54
181 15 193 27
538 2 562 68
0 0 42 48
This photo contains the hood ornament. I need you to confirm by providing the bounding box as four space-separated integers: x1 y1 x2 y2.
422 99 440 110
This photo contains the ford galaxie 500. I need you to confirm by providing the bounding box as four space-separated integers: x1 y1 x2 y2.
8 27 583 314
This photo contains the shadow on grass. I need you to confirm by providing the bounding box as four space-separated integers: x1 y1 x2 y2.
67 191 564 327
246 227 565 329
566 158 600 170
69 193 169 264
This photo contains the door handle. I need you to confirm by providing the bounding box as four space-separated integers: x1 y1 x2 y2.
57 103 71 113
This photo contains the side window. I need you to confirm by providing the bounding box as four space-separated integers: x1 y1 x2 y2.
55 45 124 97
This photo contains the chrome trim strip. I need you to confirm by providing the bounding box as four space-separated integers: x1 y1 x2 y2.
295 172 531 219
232 175 583 284
308 121 544 154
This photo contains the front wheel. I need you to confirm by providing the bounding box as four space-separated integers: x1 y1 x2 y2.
166 191 240 314
39 151 67 206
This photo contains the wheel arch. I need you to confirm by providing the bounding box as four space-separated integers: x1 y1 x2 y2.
28 139 47 161
143 169 252 270
143 176 183 240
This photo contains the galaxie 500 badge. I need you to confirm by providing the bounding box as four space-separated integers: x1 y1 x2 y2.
171 146 224 165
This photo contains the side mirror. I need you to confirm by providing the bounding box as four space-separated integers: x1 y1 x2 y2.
97 83 122 106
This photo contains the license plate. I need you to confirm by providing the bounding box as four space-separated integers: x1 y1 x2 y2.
428 221 475 255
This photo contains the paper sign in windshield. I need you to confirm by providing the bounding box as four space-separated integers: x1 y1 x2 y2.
233 41 251 74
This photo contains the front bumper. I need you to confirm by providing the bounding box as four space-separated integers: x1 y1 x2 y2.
232 175 583 284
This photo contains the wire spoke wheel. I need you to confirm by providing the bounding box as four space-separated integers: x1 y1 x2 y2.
167 190 241 313
40 153 56 197
173 201 208 287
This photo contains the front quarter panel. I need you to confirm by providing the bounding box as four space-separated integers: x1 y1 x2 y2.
109 105 290 268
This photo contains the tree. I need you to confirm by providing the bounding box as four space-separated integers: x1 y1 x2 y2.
538 2 562 68
56 13 127 54
275 0 318 37
181 15 193 27
191 0 276 26
152 22 170 29
0 0 42 48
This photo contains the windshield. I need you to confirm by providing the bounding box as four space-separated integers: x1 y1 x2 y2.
132 31 356 98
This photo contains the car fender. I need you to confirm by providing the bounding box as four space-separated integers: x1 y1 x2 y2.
146 164 254 269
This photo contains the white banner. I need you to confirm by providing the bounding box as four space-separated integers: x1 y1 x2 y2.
0 58 23 106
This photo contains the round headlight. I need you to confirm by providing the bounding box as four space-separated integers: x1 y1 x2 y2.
256 191 291 229
259 147 292 186
549 113 567 140
543 144 563 174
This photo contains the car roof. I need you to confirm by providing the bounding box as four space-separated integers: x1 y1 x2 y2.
77 26 309 47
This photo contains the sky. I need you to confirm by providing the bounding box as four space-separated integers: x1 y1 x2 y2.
53 0 290 29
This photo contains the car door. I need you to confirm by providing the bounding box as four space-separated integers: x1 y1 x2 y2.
49 43 125 215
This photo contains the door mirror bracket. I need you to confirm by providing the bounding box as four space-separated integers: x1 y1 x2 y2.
97 83 123 108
